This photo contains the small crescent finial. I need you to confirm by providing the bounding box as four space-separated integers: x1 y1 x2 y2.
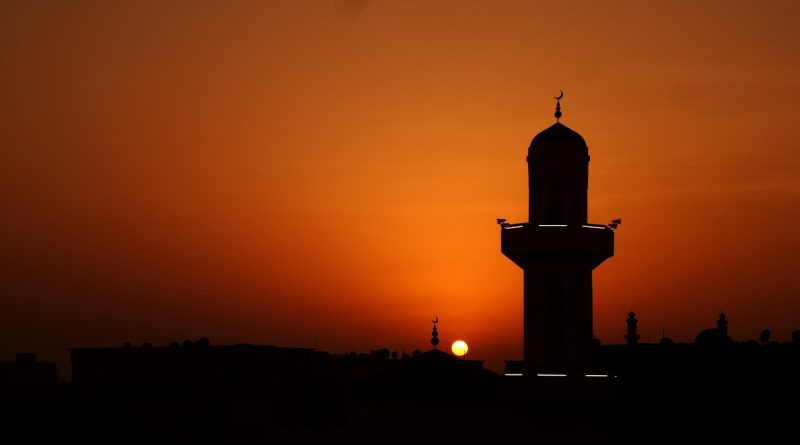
554 90 563 122
430 316 440 349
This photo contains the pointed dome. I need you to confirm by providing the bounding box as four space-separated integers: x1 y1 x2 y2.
528 122 588 159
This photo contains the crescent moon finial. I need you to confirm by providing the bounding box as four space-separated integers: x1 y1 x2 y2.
554 90 563 122
430 316 440 349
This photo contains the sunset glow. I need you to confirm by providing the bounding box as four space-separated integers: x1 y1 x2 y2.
2 1 799 376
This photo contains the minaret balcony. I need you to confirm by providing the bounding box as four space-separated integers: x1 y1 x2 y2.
501 223 614 268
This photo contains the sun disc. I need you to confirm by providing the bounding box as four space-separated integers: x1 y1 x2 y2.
451 340 468 357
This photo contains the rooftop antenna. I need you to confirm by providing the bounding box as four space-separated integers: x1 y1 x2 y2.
431 316 440 349
554 90 564 122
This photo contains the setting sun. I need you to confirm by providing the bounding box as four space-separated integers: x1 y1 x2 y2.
451 340 469 357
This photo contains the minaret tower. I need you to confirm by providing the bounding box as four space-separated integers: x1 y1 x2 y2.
500 93 614 376
625 312 640 345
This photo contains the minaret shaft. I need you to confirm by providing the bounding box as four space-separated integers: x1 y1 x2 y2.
524 266 593 373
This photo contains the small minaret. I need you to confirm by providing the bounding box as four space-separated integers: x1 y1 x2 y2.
716 312 728 337
624 311 640 345
431 316 440 349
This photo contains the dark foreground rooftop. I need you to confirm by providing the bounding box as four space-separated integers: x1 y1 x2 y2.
1 340 798 444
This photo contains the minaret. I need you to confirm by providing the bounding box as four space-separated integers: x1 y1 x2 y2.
716 312 728 337
625 312 640 345
500 93 614 375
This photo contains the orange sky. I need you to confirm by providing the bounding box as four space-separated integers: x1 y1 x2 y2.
2 0 799 375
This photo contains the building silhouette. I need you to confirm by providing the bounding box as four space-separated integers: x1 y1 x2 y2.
0 353 57 393
70 337 498 406
501 96 614 376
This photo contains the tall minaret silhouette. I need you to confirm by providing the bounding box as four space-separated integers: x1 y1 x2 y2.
500 93 614 375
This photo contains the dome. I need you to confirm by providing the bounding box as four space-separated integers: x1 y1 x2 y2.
528 122 588 159
695 328 730 346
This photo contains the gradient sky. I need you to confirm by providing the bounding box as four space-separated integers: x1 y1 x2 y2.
2 0 799 375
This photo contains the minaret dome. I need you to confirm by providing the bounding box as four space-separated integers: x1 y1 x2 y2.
527 122 590 225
